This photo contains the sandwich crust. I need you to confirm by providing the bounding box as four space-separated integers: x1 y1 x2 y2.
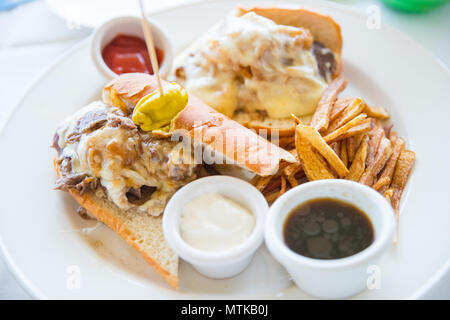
104 73 295 176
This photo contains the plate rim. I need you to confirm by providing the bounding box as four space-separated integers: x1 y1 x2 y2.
1 0 450 300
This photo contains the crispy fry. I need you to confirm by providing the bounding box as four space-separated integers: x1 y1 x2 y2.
337 120 371 143
295 127 335 180
360 137 392 186
330 97 354 121
291 113 303 125
286 174 299 187
265 190 280 204
377 138 406 194
284 160 302 176
345 136 368 181
323 114 370 144
366 120 385 167
327 98 365 133
340 141 348 168
311 77 348 133
346 133 365 163
255 175 272 191
372 176 390 191
391 150 415 213
279 176 287 197
365 105 390 119
297 125 349 177
384 124 393 137
331 141 341 155
275 135 295 149
388 130 398 141
249 175 260 186
383 188 394 205
262 177 282 195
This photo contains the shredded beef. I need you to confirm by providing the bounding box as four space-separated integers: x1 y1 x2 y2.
312 41 336 82
107 114 137 130
66 109 108 143
52 132 62 155
126 185 157 206
54 173 99 195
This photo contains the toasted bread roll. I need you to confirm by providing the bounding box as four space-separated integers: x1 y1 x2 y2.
103 73 295 176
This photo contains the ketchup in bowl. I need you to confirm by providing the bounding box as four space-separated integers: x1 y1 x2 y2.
102 34 164 75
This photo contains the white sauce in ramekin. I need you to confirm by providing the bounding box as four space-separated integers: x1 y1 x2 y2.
179 193 255 252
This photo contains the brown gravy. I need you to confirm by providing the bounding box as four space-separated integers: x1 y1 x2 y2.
283 198 374 260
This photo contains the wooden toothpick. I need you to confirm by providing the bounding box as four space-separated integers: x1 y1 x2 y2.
138 0 164 95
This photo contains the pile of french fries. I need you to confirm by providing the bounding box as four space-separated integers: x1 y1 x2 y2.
253 78 415 217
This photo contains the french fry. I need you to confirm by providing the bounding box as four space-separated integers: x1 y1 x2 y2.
284 161 302 177
365 105 390 119
265 190 280 204
384 124 393 137
327 98 365 133
360 137 392 186
276 135 295 149
286 174 299 187
295 127 335 180
255 175 272 191
249 175 260 186
345 136 368 181
366 120 385 167
346 133 365 163
323 114 370 144
331 141 341 155
279 176 287 197
388 130 398 141
383 188 394 205
377 138 406 194
291 113 303 125
340 141 348 168
391 150 416 213
330 97 354 121
310 77 348 133
262 177 282 195
372 176 390 191
337 120 371 142
297 125 349 177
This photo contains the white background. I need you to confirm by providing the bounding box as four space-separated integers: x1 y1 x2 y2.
0 0 449 299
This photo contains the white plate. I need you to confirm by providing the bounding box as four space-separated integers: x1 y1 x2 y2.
45 0 195 28
1 0 450 299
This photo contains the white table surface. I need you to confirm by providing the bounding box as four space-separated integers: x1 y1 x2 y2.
0 0 449 300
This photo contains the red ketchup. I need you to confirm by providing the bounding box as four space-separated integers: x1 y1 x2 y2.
102 34 164 75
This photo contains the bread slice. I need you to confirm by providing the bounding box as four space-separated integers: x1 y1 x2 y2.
55 159 179 289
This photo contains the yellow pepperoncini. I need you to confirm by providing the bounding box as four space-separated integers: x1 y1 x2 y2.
132 82 188 131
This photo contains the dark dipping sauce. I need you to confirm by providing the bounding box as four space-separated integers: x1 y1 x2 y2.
102 34 164 75
283 198 374 260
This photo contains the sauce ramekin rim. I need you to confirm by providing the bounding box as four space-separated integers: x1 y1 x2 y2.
90 15 174 80
163 176 268 264
264 179 396 269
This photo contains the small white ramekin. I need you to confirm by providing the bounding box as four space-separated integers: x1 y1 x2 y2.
90 15 173 79
163 176 268 279
265 179 396 299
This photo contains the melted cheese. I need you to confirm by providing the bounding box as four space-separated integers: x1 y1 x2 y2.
56 102 197 216
177 12 327 119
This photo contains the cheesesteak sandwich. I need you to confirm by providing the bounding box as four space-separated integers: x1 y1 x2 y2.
172 7 342 136
53 73 294 289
